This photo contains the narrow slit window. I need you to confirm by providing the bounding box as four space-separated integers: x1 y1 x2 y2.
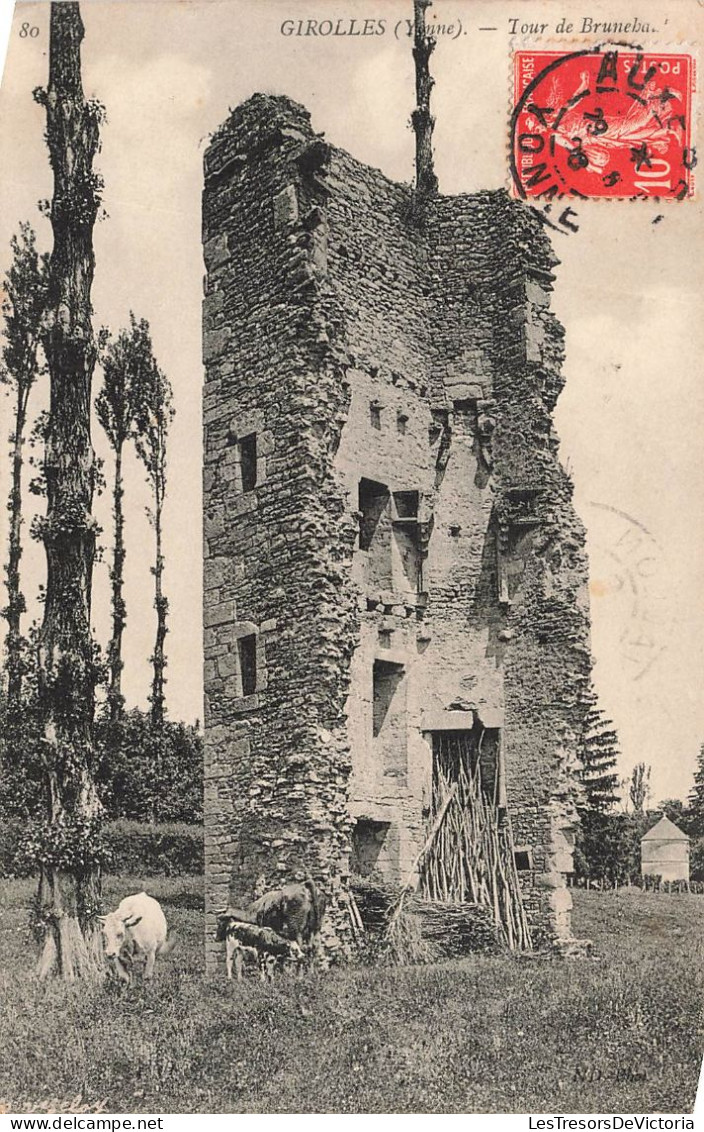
239 433 257 493
358 478 390 552
238 634 257 696
391 491 421 592
369 402 382 430
372 659 407 777
373 659 405 738
396 411 408 435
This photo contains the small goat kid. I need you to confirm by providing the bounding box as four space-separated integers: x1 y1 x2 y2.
216 878 324 981
215 913 304 981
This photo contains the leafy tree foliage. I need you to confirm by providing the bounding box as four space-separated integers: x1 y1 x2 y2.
690 838 704 882
0 657 44 820
94 708 203 824
1 223 49 710
0 689 203 826
0 13 196 910
573 810 641 886
658 797 695 835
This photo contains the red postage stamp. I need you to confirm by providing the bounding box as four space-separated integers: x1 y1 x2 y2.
511 48 696 200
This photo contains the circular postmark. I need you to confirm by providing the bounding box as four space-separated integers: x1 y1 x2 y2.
586 501 669 682
511 45 696 200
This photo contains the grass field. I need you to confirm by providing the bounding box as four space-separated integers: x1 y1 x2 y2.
0 876 702 1114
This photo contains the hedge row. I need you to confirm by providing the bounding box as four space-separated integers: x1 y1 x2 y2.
0 818 204 878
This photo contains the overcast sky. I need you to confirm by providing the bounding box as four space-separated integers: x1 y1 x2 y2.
0 0 702 804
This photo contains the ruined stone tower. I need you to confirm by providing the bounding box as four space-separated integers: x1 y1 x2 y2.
202 94 592 970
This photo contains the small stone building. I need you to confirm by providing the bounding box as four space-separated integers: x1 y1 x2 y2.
201 94 592 969
641 816 690 882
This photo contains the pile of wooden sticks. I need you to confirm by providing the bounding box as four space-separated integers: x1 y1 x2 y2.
420 732 532 952
351 875 501 958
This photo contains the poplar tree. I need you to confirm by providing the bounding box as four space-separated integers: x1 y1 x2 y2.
1 224 49 711
95 315 149 721
33 1 105 979
629 762 651 814
132 330 174 730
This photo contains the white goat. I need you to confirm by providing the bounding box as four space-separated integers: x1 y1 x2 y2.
99 891 172 981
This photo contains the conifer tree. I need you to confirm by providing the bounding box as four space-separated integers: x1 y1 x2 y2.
688 742 704 836
573 686 621 882
576 691 621 812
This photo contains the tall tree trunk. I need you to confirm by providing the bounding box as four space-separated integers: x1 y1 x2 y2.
412 0 438 214
35 1 103 980
150 479 167 731
5 386 29 710
149 484 167 825
107 442 125 721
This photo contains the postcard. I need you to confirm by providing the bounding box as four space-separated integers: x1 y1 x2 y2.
0 0 702 1117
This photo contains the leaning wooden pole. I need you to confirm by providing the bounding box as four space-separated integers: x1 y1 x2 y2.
412 0 438 211
34 1 104 980
386 782 458 937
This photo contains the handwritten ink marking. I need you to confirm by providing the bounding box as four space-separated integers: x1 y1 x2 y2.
532 202 581 235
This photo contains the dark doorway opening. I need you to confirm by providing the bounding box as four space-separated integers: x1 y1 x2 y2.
351 819 391 876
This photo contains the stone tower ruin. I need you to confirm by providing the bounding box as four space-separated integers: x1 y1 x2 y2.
202 93 592 969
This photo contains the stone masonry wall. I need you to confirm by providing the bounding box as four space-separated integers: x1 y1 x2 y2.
202 93 592 970
427 195 592 939
202 96 360 969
